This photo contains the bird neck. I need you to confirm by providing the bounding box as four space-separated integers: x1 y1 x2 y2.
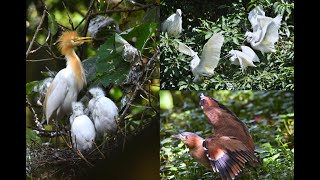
65 50 86 91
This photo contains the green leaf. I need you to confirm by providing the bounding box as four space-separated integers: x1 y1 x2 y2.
48 13 58 36
94 35 130 87
26 81 39 95
121 23 157 52
26 128 41 144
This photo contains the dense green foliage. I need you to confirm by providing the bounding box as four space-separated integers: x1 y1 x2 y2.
160 0 294 90
160 91 294 179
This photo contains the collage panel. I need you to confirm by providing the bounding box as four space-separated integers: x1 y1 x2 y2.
26 0 160 179
160 90 294 179
160 0 294 90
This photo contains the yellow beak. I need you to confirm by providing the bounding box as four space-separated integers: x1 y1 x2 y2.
75 37 93 43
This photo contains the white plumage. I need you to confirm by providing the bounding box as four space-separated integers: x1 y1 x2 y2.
88 87 118 138
178 33 224 81
229 46 260 72
70 102 96 152
245 7 282 54
161 9 182 37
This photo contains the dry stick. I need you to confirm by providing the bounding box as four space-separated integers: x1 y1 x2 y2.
26 98 45 130
93 141 106 159
28 30 51 55
111 0 124 9
26 10 47 58
26 58 56 62
76 150 94 167
62 1 74 30
75 0 95 31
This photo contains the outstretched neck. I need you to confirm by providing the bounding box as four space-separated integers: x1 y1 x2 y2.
65 50 86 91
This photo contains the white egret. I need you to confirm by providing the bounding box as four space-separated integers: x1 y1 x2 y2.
87 87 118 138
43 31 92 125
70 102 96 152
178 33 224 81
161 9 182 37
245 7 282 54
229 46 260 72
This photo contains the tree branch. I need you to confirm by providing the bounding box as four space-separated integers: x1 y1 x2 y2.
26 98 45 130
26 10 47 58
91 3 157 17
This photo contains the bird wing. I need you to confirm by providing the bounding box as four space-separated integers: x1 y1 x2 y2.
178 42 196 56
204 136 258 180
241 46 260 62
44 69 68 124
263 15 282 45
248 6 265 31
161 13 175 32
197 33 224 74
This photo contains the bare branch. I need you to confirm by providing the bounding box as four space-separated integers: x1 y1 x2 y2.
26 98 45 130
26 10 47 58
111 0 124 9
26 58 56 62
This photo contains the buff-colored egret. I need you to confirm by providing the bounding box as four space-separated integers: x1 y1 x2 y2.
70 102 96 152
229 46 260 72
245 7 282 54
43 31 92 125
178 33 224 81
87 87 118 138
161 9 182 37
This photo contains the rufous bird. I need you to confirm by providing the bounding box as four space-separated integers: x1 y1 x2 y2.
172 94 259 180
43 31 92 125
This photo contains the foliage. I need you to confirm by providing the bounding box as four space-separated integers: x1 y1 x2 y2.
160 0 294 90
160 91 294 179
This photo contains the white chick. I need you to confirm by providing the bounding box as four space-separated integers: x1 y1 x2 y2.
178 33 224 81
88 87 118 138
161 9 182 37
70 102 96 152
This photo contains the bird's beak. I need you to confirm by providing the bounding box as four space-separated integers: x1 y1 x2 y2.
75 37 93 43
171 134 185 141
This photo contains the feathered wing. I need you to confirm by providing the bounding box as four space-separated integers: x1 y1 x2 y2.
248 6 265 31
241 46 260 62
44 69 68 124
196 33 224 76
204 136 259 180
178 42 196 56
263 15 282 45
229 50 256 73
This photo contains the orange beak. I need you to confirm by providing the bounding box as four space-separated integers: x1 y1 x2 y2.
75 37 93 43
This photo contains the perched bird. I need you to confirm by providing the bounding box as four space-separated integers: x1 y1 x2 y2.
161 9 182 37
178 33 224 81
172 94 259 180
245 7 282 54
70 102 96 152
229 46 260 72
87 87 118 138
43 31 92 125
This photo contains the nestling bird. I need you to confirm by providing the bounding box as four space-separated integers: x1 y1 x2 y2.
161 9 182 37
229 46 260 72
178 33 224 81
43 31 92 125
70 102 96 152
172 94 259 180
87 87 118 138
245 6 282 54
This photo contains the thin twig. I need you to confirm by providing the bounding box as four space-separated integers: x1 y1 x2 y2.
111 0 124 9
76 150 94 167
26 10 47 58
26 58 56 62
26 98 45 130
93 141 106 159
62 1 75 30
75 0 95 31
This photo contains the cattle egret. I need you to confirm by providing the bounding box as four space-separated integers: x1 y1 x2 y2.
70 102 96 152
245 7 282 54
178 33 224 81
229 46 260 72
43 31 92 125
161 9 182 37
88 87 118 138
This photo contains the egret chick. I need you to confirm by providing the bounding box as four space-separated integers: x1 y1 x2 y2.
161 9 182 37
43 31 92 125
178 33 224 81
245 7 282 54
88 87 118 138
229 46 260 72
70 102 96 152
